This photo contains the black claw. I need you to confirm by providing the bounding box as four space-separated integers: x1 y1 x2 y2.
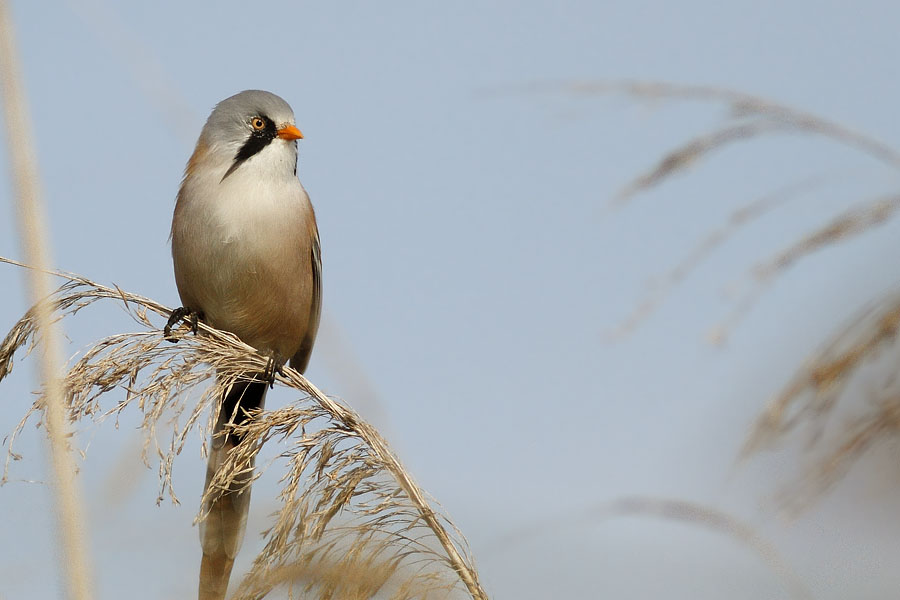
164 307 202 342
263 354 286 388
189 310 204 334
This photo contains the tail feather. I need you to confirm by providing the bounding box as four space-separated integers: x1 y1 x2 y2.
199 378 268 600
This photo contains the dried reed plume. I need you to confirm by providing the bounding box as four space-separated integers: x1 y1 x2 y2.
565 80 900 512
546 80 900 341
571 80 900 207
0 257 486 600
742 291 900 513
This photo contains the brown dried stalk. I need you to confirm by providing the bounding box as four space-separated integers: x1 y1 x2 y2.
609 174 831 339
746 296 900 515
0 4 93 598
612 120 787 207
0 257 487 600
572 80 900 207
708 193 900 344
593 83 900 510
599 82 900 343
489 80 900 208
757 195 900 278
743 290 900 460
548 80 900 512
523 80 900 340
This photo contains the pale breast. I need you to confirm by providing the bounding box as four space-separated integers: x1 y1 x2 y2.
172 171 318 360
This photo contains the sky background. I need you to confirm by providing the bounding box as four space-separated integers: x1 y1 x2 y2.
2 1 900 598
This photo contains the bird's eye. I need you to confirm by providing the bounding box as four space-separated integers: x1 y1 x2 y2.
250 117 266 130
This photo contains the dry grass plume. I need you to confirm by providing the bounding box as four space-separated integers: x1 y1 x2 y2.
0 257 486 600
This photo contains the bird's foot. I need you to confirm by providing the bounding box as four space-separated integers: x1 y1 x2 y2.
263 352 287 388
164 307 204 342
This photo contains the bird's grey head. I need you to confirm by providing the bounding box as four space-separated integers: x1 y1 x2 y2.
199 90 303 181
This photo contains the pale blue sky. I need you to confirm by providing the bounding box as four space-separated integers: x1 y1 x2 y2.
2 1 900 598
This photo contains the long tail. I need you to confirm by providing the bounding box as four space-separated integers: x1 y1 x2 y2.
198 378 268 600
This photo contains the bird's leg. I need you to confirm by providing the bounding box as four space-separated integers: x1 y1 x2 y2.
262 352 287 388
164 307 204 342
188 310 203 334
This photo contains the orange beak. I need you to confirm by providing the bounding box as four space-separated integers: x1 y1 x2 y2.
277 124 304 140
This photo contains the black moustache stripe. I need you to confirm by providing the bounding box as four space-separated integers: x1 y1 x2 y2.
221 114 278 181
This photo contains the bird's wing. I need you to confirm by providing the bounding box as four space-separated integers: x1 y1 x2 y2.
290 229 322 374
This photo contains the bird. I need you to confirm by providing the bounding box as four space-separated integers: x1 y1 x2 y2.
168 90 321 600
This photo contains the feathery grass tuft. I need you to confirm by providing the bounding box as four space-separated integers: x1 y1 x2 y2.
741 291 900 512
570 80 900 513
0 256 487 600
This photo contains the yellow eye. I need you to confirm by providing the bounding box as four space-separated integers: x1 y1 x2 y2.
250 117 266 130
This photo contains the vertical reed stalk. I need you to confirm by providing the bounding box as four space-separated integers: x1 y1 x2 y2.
0 2 93 598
